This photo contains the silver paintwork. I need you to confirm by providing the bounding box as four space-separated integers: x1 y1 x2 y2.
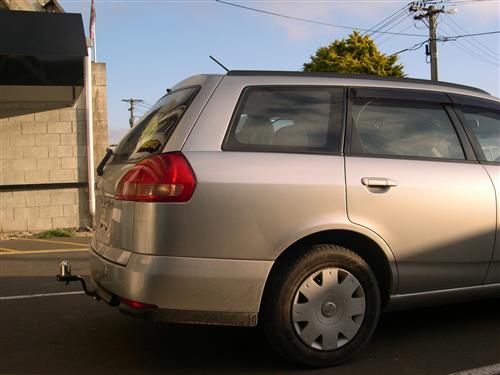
483 164 500 284
292 267 365 350
90 236 131 266
89 246 273 314
387 282 500 310
89 72 500 326
345 156 496 293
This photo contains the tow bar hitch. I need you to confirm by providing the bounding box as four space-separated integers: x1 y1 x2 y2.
56 260 100 300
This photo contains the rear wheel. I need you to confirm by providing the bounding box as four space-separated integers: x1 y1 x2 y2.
261 244 381 367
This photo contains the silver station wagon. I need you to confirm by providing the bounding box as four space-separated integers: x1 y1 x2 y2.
60 71 500 367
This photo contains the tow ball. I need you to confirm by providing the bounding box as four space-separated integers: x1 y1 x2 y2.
56 260 100 300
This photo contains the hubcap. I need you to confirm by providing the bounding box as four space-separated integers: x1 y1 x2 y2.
292 267 366 351
321 301 337 317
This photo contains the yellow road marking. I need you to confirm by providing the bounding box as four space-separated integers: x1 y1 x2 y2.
0 247 18 253
26 238 89 248
0 248 88 255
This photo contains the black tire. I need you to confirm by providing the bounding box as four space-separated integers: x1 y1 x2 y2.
260 244 381 368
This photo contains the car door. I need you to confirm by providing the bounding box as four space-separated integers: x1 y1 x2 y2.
345 88 496 294
451 95 500 284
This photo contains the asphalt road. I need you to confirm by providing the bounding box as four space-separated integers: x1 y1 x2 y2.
0 238 499 375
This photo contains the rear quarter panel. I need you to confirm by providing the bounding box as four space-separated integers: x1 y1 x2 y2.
132 151 347 261
133 76 349 261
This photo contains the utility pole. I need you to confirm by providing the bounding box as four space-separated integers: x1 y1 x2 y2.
410 2 457 81
121 98 144 128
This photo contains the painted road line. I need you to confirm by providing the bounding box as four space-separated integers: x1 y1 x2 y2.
28 238 89 247
0 247 18 253
449 363 500 375
0 291 85 301
0 248 88 255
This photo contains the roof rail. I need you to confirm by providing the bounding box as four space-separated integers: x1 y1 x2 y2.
226 70 489 95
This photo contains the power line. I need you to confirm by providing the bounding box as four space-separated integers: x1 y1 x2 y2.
440 30 500 39
440 16 498 63
122 98 144 128
439 21 499 66
426 0 498 4
364 3 410 36
390 39 429 55
215 0 428 37
378 18 417 46
215 0 499 40
411 2 455 81
443 14 498 60
373 12 412 41
444 38 500 66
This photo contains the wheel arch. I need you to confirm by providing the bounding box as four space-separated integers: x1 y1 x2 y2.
262 227 398 310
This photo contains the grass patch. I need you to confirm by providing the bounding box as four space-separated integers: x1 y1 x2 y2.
37 228 74 238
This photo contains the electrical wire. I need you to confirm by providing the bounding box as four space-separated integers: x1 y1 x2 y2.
135 103 152 110
215 0 429 37
439 22 499 66
445 39 499 66
440 30 500 38
443 14 498 60
373 12 412 41
216 0 499 41
378 17 417 45
426 0 498 4
442 26 498 65
364 3 410 37
371 11 409 40
389 39 429 55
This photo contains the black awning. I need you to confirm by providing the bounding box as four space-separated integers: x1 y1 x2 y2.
0 10 87 87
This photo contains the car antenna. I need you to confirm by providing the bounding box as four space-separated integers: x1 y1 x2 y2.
209 55 229 72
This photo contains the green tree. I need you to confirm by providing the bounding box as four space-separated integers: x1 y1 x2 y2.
303 31 405 77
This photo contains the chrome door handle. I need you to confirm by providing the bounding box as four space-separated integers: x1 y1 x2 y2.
361 177 398 188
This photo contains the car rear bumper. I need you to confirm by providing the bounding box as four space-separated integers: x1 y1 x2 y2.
89 245 274 326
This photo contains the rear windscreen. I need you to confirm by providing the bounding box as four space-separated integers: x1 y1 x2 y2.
111 86 199 163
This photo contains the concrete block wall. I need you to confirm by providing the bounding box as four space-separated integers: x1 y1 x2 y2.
1 0 44 11
0 100 87 186
0 188 91 232
0 63 109 233
92 63 110 165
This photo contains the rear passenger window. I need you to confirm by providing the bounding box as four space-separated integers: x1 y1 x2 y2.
224 87 344 153
351 100 465 160
460 107 500 162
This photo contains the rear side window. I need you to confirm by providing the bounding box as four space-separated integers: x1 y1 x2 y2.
459 107 500 162
112 87 198 163
351 100 465 160
224 87 344 154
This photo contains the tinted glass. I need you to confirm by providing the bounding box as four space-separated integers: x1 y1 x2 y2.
460 107 500 162
351 100 465 160
224 87 344 153
112 87 198 163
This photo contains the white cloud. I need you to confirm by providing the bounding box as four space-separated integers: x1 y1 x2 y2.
221 1 499 42
456 2 500 27
247 1 406 41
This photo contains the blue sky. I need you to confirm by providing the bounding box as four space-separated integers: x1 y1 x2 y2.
60 0 500 144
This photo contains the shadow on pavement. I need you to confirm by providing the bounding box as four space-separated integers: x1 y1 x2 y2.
0 289 499 375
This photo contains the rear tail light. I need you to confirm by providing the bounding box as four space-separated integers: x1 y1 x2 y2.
115 152 196 202
119 297 158 310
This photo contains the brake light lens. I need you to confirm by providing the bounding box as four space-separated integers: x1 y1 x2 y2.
115 152 196 202
119 297 158 310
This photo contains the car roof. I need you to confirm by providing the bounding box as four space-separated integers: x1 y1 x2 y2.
226 70 499 102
